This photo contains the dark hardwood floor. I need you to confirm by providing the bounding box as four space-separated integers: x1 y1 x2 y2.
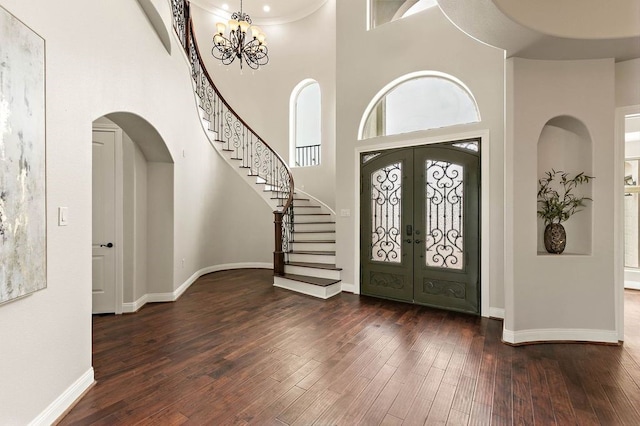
60 269 640 425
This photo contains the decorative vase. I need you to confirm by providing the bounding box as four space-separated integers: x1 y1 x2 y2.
544 223 566 254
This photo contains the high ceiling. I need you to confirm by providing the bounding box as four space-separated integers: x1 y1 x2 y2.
189 0 328 24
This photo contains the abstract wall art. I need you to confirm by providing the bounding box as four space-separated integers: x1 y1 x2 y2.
0 5 46 304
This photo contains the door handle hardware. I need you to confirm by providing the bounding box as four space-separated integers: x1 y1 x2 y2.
406 225 412 236
100 243 114 248
415 239 422 244
405 239 412 243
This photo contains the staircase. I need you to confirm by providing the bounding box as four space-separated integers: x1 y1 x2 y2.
274 195 342 299
171 0 342 298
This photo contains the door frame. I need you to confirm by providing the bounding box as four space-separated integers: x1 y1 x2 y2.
92 122 124 315
354 129 491 317
615 104 640 341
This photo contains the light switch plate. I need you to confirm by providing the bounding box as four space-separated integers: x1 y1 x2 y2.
340 209 351 217
58 207 69 226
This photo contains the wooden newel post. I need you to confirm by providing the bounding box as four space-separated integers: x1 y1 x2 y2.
274 211 284 276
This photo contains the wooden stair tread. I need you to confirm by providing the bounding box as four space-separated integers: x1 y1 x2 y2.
279 273 340 287
295 213 331 216
291 240 335 244
286 262 343 271
294 230 336 234
294 221 336 225
290 250 335 255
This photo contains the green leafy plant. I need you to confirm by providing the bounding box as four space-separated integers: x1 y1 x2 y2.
537 170 594 225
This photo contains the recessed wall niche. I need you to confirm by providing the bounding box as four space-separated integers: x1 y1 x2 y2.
537 115 593 255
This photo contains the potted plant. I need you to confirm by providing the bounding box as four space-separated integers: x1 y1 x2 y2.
537 170 594 254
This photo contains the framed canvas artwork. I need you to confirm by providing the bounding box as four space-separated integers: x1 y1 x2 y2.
0 5 46 304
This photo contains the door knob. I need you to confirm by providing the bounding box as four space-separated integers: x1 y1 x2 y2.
100 242 114 248
415 240 422 244
405 239 412 243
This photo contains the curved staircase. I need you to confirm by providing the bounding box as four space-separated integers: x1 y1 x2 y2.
171 0 342 298
275 195 342 299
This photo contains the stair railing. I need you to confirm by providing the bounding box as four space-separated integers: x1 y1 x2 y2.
171 0 294 275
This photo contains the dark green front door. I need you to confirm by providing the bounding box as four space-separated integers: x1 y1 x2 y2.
360 140 480 314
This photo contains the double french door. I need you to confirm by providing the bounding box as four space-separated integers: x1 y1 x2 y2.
360 140 480 314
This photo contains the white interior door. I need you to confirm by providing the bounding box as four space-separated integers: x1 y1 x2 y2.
92 130 117 313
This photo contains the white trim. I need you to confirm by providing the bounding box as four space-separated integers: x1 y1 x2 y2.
615 105 640 341
92 123 124 315
353 129 492 314
29 368 94 426
122 262 273 310
489 307 505 319
341 282 357 293
502 327 619 345
296 188 337 216
274 276 342 299
625 281 640 290
122 294 149 313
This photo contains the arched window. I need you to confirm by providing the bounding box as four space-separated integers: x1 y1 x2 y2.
290 79 321 167
359 72 480 140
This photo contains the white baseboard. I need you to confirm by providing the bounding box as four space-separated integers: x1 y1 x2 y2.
502 327 619 345
122 294 149 313
274 276 342 299
341 282 357 294
30 368 94 426
488 307 505 319
121 262 273 311
625 280 640 290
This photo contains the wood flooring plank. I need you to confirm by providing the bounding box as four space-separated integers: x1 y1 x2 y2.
403 367 445 425
511 354 534 426
58 271 640 426
335 363 397 425
446 408 469 425
424 382 457 424
312 376 370 425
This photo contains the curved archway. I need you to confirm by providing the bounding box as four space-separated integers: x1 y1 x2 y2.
358 71 481 140
91 112 174 314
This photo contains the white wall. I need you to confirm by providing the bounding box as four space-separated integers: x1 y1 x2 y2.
616 58 640 107
191 1 337 208
335 3 506 312
0 0 272 423
133 142 149 302
505 58 616 343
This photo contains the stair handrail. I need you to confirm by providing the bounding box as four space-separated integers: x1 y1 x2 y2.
171 0 294 275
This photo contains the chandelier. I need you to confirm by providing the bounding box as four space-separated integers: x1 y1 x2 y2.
211 0 269 70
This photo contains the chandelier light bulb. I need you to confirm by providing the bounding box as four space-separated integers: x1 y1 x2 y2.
211 0 269 70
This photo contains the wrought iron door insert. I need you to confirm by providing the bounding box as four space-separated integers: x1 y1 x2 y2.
360 140 480 314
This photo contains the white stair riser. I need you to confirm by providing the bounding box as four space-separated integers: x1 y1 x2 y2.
294 215 334 224
284 265 341 280
273 277 341 299
291 242 336 252
294 222 336 232
288 253 336 264
292 232 336 241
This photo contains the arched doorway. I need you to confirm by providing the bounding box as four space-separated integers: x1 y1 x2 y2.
92 112 174 314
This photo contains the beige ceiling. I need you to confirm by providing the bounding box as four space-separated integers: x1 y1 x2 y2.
189 0 328 24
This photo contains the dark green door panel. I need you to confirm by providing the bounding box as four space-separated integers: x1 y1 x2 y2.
360 140 480 314
360 149 414 302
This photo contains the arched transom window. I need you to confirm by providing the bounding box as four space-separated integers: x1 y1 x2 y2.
359 72 480 140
